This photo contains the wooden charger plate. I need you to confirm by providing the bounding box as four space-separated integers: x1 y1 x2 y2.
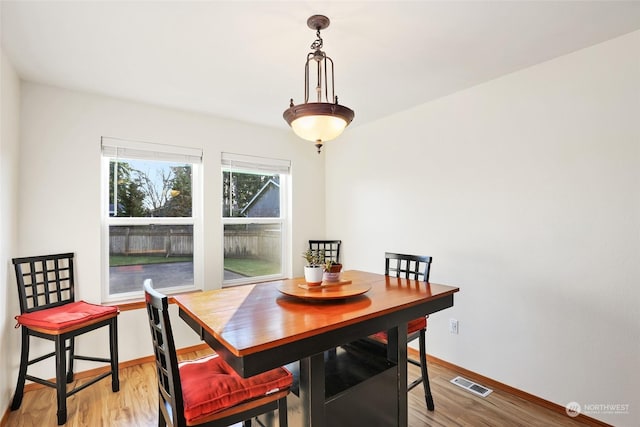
277 279 371 300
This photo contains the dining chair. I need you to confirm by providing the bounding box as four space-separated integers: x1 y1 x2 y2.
309 239 341 263
11 253 120 425
372 252 435 411
143 279 292 427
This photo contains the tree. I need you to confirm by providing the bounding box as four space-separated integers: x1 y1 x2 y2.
161 166 192 217
135 167 173 215
109 161 147 217
134 164 192 217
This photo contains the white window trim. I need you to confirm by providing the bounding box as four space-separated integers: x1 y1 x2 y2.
101 137 203 302
221 153 291 287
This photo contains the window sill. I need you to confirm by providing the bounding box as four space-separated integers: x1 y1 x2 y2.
105 289 203 312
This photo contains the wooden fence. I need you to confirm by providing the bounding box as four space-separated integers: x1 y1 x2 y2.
224 229 281 262
110 226 192 257
110 226 280 262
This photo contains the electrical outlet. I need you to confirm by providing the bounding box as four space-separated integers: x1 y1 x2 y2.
449 318 459 334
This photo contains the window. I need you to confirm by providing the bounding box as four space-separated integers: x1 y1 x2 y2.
222 153 291 286
101 137 202 301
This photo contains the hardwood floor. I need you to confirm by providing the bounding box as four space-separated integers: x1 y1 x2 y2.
408 363 589 427
4 348 592 427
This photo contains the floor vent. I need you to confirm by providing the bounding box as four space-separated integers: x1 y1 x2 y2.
450 376 493 397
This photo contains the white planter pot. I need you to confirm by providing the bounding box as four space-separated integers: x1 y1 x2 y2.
304 266 324 285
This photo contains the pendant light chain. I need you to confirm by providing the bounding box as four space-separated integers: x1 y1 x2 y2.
310 29 323 50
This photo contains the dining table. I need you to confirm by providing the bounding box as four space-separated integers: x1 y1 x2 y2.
173 269 459 427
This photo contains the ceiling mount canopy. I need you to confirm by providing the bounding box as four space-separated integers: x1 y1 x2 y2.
283 15 355 154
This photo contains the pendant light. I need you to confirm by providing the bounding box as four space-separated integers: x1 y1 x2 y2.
283 15 355 154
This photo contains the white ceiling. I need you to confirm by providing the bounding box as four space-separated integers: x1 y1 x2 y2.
2 1 640 131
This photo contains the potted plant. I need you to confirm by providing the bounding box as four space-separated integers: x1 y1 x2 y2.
302 249 324 285
323 259 343 282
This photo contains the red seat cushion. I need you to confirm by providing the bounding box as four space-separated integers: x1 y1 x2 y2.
180 354 292 423
372 316 427 342
15 301 118 331
407 316 427 333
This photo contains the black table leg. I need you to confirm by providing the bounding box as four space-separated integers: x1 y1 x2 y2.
387 323 408 427
299 352 326 427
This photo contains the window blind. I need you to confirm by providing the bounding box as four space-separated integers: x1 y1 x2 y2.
221 152 291 175
102 137 202 164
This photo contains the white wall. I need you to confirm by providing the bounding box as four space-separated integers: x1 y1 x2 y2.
14 83 325 382
326 31 640 426
0 48 21 417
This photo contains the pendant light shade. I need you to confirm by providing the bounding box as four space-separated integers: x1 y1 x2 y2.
283 15 355 154
284 102 355 143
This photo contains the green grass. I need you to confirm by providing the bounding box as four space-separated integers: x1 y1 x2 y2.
110 255 278 277
224 258 280 277
110 255 193 267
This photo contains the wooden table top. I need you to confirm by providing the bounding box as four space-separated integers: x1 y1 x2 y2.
174 270 459 358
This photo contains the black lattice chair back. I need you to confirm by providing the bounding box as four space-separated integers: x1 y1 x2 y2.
15 253 75 313
309 240 342 264
385 252 432 282
11 253 119 425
